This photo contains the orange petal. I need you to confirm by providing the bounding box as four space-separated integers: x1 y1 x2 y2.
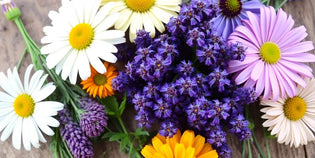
193 135 205 156
174 143 185 158
180 130 195 148
198 150 218 158
141 145 156 158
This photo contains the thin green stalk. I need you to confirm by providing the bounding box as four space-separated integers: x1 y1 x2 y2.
277 0 288 10
13 18 43 70
17 48 27 70
247 140 252 158
251 129 266 158
242 141 246 158
118 117 128 134
264 129 271 158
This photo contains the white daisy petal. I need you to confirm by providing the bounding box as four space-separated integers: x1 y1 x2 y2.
86 51 106 74
261 78 315 147
42 0 125 82
78 50 91 80
12 117 22 150
61 51 78 81
32 83 56 102
22 118 31 151
33 114 55 136
27 70 44 94
102 0 180 41
0 115 17 141
94 13 120 33
92 2 115 27
0 64 63 150
34 101 64 117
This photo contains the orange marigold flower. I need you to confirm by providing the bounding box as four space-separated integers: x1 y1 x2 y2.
81 62 118 98
141 129 218 158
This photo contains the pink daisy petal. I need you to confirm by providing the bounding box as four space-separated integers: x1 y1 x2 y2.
278 26 308 48
281 41 314 54
228 6 314 100
262 64 271 100
250 60 264 81
234 63 256 85
277 63 306 88
268 66 280 101
282 53 315 63
280 60 313 78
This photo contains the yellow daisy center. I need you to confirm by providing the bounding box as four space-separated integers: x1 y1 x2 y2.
259 42 281 64
69 23 94 50
94 73 107 86
219 0 242 17
125 0 155 12
13 94 35 117
283 96 307 121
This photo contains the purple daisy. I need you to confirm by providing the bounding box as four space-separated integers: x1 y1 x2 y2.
211 0 263 39
228 6 315 101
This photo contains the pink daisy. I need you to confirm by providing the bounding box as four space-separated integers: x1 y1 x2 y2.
228 6 315 101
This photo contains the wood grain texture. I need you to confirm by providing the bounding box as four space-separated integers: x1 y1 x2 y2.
0 0 314 158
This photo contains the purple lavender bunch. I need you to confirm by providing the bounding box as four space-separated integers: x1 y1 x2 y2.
59 109 94 158
79 97 108 138
113 0 257 157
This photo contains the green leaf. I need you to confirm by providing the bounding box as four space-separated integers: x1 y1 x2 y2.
101 131 116 139
119 93 127 116
109 133 127 142
134 128 149 136
100 96 120 117
120 135 130 151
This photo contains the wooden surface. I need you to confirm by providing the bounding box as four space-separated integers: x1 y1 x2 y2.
0 0 314 157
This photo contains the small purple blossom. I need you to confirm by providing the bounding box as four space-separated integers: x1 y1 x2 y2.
207 68 230 92
159 120 178 137
176 60 194 76
175 76 197 97
79 97 108 138
153 98 172 119
186 28 205 47
59 109 94 158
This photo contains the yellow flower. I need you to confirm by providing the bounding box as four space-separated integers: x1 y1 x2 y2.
141 130 218 158
81 62 118 98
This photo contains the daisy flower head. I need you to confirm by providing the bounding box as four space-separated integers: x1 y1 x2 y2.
0 65 64 150
228 6 315 101
141 129 218 158
261 78 315 147
211 0 262 39
41 0 125 84
101 0 181 42
81 62 118 98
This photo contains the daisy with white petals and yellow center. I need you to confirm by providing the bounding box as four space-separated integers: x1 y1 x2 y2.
261 78 315 147
101 0 181 42
0 65 64 150
41 0 125 84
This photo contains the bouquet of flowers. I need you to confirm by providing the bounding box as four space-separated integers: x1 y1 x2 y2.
0 0 314 157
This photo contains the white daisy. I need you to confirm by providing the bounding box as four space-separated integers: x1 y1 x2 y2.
0 65 64 150
41 0 125 84
101 0 181 42
261 78 315 147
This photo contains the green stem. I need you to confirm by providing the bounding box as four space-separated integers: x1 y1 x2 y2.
17 48 27 70
247 140 252 158
251 130 266 158
14 18 43 70
264 129 271 158
118 117 128 134
242 141 246 158
277 0 288 10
